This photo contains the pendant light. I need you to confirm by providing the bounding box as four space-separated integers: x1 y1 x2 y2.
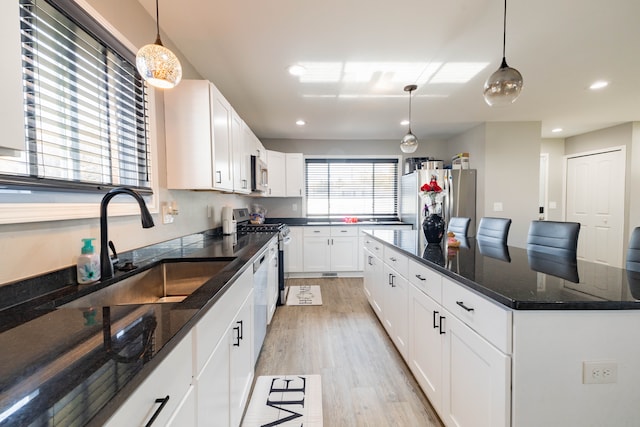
136 0 182 89
400 84 418 154
483 0 523 106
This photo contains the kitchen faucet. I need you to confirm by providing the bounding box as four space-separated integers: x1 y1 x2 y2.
100 187 155 280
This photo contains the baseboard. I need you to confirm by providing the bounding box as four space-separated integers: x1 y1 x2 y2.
286 271 364 279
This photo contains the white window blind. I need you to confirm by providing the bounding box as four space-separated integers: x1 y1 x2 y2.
0 0 151 193
306 158 398 218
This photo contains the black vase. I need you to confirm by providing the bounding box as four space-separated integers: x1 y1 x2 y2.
422 214 445 244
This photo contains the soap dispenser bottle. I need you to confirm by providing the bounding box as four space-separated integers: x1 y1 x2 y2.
77 238 100 284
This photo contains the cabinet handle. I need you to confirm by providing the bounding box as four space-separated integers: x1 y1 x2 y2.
341 230 347 233
215 170 222 183
415 274 426 281
331 239 334 245
233 320 243 346
314 230 320 233
238 320 244 340
456 301 475 312
368 255 373 266
390 257 397 262
145 395 170 427
389 274 396 287
242 179 247 189
439 316 446 335
433 310 439 329
299 189 302 196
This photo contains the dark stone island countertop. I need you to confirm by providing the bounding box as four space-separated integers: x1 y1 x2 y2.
365 229 640 310
0 230 276 427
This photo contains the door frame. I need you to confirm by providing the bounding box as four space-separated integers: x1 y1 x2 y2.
561 145 627 266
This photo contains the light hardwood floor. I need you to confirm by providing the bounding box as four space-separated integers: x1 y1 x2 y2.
253 277 444 427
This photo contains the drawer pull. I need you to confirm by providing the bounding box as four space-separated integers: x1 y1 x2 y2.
368 255 373 266
439 316 446 335
145 395 170 427
433 310 439 328
415 274 426 281
389 273 396 287
456 301 475 312
389 257 397 262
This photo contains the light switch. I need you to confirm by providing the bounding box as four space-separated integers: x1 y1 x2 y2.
493 202 503 212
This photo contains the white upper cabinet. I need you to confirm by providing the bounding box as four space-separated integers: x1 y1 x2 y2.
232 110 250 194
164 79 234 192
285 153 304 197
0 0 26 155
266 150 286 197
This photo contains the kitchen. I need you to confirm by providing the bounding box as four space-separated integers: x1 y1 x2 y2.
1 0 640 426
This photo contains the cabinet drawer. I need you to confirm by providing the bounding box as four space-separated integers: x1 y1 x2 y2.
408 259 442 303
442 278 512 354
330 226 358 237
195 267 252 375
304 226 330 237
383 246 408 277
105 333 193 427
362 236 383 257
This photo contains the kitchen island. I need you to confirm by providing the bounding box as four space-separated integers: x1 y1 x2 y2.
0 230 276 426
363 229 640 427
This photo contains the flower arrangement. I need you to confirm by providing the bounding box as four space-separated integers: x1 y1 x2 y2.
420 175 443 215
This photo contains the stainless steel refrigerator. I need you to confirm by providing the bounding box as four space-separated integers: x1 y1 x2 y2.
400 169 477 243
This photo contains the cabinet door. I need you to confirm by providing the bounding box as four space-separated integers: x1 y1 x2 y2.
409 284 444 413
197 335 230 427
302 236 331 272
284 227 304 273
285 153 304 197
210 83 234 192
232 111 250 194
266 150 286 196
230 291 254 427
164 80 214 189
330 236 359 271
383 264 409 360
167 385 196 427
363 249 384 319
441 312 511 427
267 243 279 324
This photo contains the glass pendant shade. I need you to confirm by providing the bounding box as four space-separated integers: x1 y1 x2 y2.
400 132 418 153
400 84 418 153
483 58 523 106
136 41 182 89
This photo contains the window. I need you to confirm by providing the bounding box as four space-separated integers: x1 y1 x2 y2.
305 158 398 218
0 0 151 193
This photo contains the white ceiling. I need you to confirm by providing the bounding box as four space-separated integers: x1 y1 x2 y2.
139 0 640 141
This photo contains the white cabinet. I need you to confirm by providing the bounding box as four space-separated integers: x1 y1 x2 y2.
167 386 196 426
383 262 410 359
0 0 25 155
164 79 233 192
232 111 250 194
303 226 359 272
285 153 304 197
285 227 304 273
358 224 412 270
363 241 384 318
194 266 254 427
264 151 303 197
266 150 286 197
105 333 193 426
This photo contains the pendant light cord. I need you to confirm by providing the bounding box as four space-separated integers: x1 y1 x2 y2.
501 0 507 60
154 0 163 46
408 88 413 133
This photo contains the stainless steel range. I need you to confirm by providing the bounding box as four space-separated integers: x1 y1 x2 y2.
233 208 290 305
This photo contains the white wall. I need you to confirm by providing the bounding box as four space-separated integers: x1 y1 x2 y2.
0 0 253 284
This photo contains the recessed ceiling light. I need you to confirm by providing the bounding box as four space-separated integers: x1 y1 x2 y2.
288 64 307 76
400 120 410 126
296 120 306 126
551 128 563 133
589 80 609 90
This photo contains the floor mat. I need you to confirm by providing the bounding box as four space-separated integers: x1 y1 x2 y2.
285 285 323 306
242 374 323 426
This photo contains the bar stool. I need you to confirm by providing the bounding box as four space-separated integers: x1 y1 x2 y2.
626 227 640 272
477 217 512 245
526 220 580 259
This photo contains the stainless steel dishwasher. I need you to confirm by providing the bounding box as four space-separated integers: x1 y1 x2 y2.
253 250 268 366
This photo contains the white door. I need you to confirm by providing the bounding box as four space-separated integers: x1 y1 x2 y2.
565 148 625 267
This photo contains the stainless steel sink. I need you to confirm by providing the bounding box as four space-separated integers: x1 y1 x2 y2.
62 260 231 307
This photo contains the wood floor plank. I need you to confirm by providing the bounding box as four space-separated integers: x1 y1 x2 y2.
253 277 444 427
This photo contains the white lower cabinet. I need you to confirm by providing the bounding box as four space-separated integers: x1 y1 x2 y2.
195 266 254 427
167 385 196 426
104 333 193 427
284 226 304 273
364 236 512 427
303 226 359 272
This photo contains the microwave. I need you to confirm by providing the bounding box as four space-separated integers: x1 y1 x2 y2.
251 155 268 193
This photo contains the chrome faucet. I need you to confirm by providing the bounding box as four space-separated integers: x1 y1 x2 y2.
100 187 154 280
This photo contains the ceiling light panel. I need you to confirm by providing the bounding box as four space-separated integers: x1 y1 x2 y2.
298 62 343 82
430 62 490 83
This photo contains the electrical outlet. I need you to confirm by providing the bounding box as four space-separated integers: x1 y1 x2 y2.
292 203 298 212
493 202 503 212
162 205 174 224
583 361 617 384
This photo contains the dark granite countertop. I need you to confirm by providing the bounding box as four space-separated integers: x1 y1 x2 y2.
365 229 640 310
0 231 276 427
266 217 409 226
